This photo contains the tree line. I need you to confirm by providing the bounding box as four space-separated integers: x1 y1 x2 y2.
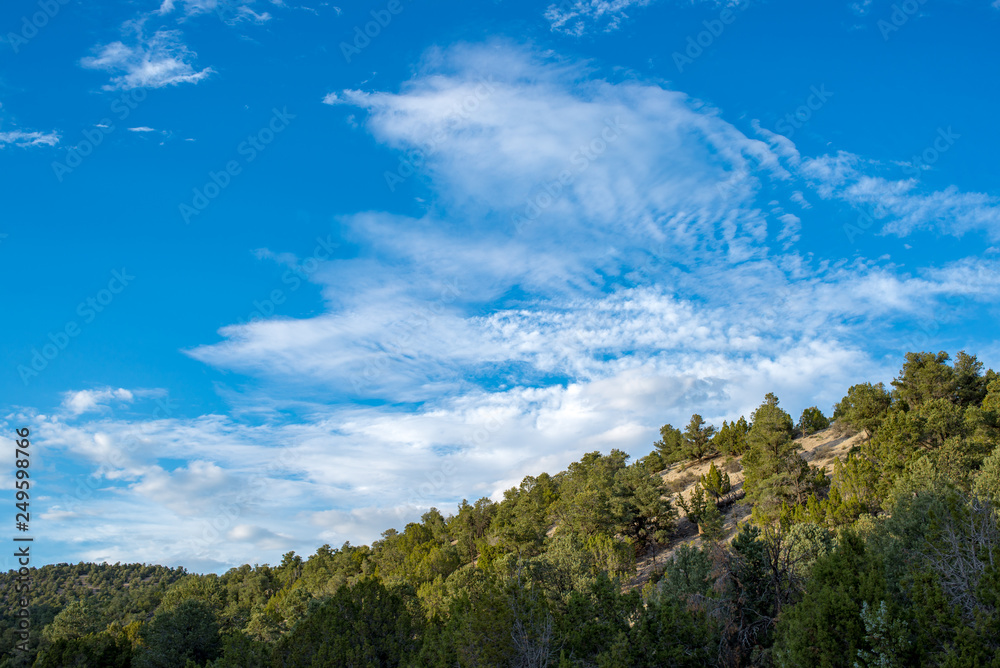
2 350 999 667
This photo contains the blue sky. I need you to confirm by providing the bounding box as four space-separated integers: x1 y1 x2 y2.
2 0 999 572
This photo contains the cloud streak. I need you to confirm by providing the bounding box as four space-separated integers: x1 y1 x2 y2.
82 29 213 90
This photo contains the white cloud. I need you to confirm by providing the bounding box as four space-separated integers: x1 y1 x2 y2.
128 126 157 132
62 388 136 416
0 130 60 148
158 0 273 23
796 152 1000 240
851 0 873 16
545 0 655 35
81 29 213 90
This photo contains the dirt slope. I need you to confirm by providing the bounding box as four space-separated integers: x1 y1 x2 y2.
629 426 864 590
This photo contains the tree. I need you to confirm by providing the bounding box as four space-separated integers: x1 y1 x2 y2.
834 383 892 439
552 450 631 539
653 423 685 466
271 578 423 667
743 393 821 523
133 599 222 668
676 484 723 540
491 473 558 557
658 544 714 603
612 590 719 667
557 572 640 664
700 461 731 498
714 416 750 456
33 628 133 668
974 444 1000 503
854 600 911 668
448 497 496 566
951 351 990 407
614 463 677 550
772 530 889 668
41 600 104 642
891 351 955 409
798 406 830 436
682 414 718 461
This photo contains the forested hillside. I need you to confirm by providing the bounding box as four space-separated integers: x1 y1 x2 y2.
4 350 999 667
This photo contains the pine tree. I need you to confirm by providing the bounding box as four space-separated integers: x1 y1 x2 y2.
682 414 718 461
700 461 731 498
743 393 819 524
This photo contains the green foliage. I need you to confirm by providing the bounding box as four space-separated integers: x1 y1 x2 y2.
653 423 685 466
557 572 639 663
33 626 133 668
448 497 496 566
700 461 731 498
653 415 721 464
657 544 713 603
714 416 750 456
613 462 677 549
892 350 990 410
612 591 720 667
208 632 271 667
491 473 558 557
11 349 1000 668
773 529 888 668
834 382 893 438
744 393 823 523
697 496 725 541
271 578 423 667
854 600 910 668
41 599 105 642
799 406 831 436
974 443 1000 503
678 478 726 541
133 599 222 668
785 521 835 579
584 534 635 579
682 414 718 461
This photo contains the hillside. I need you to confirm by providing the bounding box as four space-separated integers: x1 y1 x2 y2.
626 426 864 589
3 350 998 668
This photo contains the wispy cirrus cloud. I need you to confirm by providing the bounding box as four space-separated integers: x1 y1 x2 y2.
794 151 1000 240
158 0 274 23
545 0 656 35
0 129 60 147
81 28 214 90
